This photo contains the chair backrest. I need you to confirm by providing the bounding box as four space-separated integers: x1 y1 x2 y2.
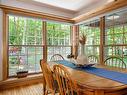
40 59 55 90
88 55 98 63
53 64 79 95
50 54 64 61
104 56 126 69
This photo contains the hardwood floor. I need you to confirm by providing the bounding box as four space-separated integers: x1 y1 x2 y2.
0 83 44 95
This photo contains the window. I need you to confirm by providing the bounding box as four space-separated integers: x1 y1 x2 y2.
47 22 71 61
8 15 43 76
104 10 127 64
79 19 100 59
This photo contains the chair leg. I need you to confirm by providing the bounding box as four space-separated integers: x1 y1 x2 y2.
43 78 46 95
43 86 46 95
52 91 55 95
45 90 48 95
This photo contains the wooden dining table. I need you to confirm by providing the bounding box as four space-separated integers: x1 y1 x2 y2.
45 61 127 95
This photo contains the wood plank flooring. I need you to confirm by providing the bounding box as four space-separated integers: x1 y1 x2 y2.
0 83 44 95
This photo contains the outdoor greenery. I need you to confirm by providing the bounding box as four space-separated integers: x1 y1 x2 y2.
79 16 127 65
79 20 100 57
106 26 127 45
8 15 71 76
47 22 71 61
8 11 127 76
9 16 42 45
47 22 70 45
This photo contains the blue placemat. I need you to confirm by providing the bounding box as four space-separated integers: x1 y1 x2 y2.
55 60 127 84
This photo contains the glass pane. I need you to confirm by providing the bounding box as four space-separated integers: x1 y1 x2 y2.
124 33 127 44
47 22 71 45
85 46 99 56
104 46 127 65
9 16 42 45
104 9 127 67
8 15 43 76
47 22 71 61
79 20 100 45
79 19 100 61
47 46 71 61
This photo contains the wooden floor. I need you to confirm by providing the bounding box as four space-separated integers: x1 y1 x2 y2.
0 83 44 95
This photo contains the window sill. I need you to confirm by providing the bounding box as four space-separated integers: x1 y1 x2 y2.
0 74 43 90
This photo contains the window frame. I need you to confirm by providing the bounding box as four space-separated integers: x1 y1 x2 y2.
79 20 101 60
3 13 46 79
3 13 73 79
46 21 72 61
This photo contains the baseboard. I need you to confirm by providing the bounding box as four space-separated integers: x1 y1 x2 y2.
0 74 44 90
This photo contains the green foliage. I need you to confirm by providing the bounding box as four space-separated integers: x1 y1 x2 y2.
79 24 100 45
9 16 70 46
47 22 70 45
9 16 43 45
9 56 19 64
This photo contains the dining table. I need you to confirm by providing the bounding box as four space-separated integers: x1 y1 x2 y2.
44 60 127 95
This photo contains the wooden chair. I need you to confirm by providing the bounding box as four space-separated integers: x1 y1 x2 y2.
88 55 99 63
40 59 58 95
50 54 64 61
104 56 126 69
53 64 79 95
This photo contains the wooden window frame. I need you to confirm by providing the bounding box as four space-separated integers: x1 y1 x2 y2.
2 12 47 80
2 0 127 80
2 11 73 80
3 11 8 80
100 16 105 65
79 20 101 62
104 12 127 62
46 22 72 61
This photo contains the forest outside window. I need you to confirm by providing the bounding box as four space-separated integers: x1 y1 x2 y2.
8 15 43 77
7 8 127 78
104 10 127 65
79 19 100 60
47 22 71 61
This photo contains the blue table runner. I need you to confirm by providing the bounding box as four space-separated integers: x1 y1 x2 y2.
55 60 127 84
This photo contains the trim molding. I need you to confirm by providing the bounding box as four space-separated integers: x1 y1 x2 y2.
2 11 8 80
43 21 47 61
0 4 75 24
0 74 43 90
0 0 127 24
100 17 105 65
74 0 127 23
